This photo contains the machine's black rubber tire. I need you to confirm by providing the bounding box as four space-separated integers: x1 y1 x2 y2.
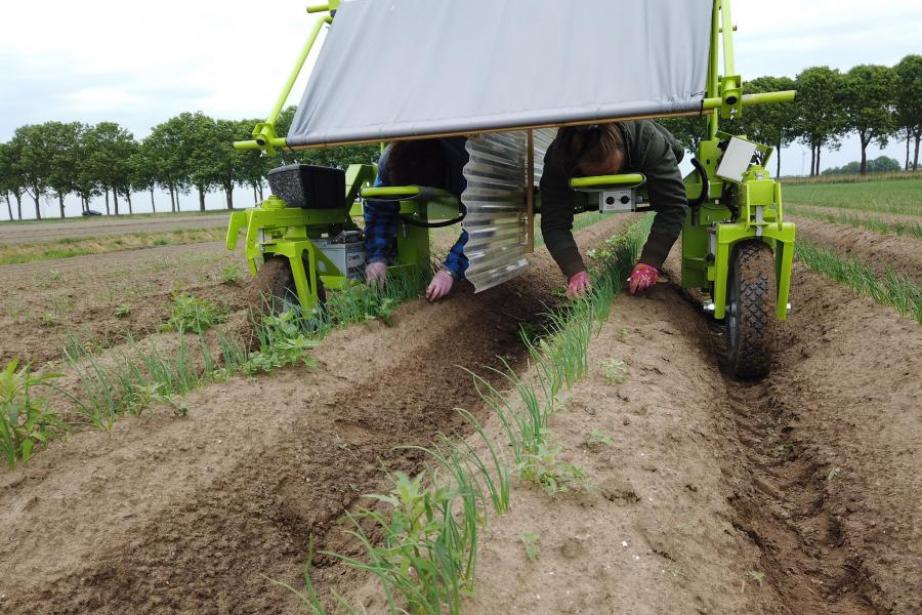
725 241 775 379
249 256 326 318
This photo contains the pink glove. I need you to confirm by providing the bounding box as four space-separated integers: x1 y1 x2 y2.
365 261 388 286
426 269 455 302
628 263 659 295
566 271 591 299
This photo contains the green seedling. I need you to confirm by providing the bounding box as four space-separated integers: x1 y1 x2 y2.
586 428 614 448
518 442 588 496
0 360 64 468
40 312 58 327
616 327 629 342
600 358 628 384
520 532 540 562
746 570 766 586
166 293 226 334
115 304 132 318
221 264 242 285
244 310 320 374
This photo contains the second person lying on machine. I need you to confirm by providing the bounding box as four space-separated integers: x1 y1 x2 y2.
363 138 469 302
540 121 688 298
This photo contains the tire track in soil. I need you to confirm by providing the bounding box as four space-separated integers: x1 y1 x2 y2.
678 258 922 615
0 216 635 615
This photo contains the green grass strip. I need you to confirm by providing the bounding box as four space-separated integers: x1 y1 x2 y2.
783 177 922 217
796 241 922 324
787 205 922 241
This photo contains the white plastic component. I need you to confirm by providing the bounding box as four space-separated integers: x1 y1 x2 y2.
716 137 758 183
600 189 636 213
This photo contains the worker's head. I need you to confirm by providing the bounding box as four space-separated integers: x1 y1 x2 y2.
558 123 626 177
388 139 447 188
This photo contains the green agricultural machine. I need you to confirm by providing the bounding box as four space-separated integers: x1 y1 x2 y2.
227 0 795 378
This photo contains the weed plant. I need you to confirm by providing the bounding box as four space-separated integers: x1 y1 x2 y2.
65 334 246 429
796 241 922 323
166 293 227 334
0 360 64 467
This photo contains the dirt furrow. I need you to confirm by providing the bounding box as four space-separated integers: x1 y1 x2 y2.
709 263 922 614
791 216 922 284
0 216 633 615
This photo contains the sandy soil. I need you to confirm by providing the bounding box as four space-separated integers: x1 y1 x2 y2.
0 216 633 615
0 213 231 245
2 212 921 615
791 216 922 284
0 241 247 367
464 256 922 615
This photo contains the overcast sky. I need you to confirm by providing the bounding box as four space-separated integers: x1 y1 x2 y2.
1 0 921 180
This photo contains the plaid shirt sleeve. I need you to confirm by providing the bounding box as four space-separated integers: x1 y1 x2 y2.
364 156 399 265
442 229 469 279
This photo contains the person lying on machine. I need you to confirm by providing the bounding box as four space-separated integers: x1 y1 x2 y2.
363 138 469 302
540 122 688 298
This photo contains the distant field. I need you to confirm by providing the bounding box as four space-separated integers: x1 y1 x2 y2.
0 212 231 245
783 177 922 216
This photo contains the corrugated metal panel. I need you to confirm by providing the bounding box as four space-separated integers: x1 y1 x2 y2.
462 132 530 293
533 128 557 184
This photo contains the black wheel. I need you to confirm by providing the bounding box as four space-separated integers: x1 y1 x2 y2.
250 256 326 318
725 241 775 379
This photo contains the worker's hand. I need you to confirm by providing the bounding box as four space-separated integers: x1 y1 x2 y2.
365 261 388 287
628 263 659 295
566 271 591 299
426 269 454 302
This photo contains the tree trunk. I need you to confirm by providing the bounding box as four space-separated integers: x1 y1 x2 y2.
150 187 156 213
58 193 66 218
112 186 120 216
168 184 176 212
198 187 206 212
104 189 110 215
4 194 12 221
15 193 22 220
257 183 264 201
809 145 816 177
912 134 922 171
907 130 912 171
126 191 133 215
32 192 42 220
224 183 234 210
859 133 869 175
253 185 258 205
816 147 822 175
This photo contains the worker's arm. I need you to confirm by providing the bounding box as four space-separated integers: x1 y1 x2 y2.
634 125 688 270
539 142 587 279
364 148 399 265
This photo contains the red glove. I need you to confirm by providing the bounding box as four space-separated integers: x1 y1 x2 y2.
628 263 658 295
567 271 591 299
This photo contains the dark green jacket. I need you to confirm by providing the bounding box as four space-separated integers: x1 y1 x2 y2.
539 120 688 277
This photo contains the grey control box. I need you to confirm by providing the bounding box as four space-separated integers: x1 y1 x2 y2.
599 189 636 213
314 231 366 281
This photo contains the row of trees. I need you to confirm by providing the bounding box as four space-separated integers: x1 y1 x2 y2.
0 108 377 221
2 56 920 221
665 55 922 177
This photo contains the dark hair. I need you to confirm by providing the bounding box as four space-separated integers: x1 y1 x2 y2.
387 140 447 187
557 123 625 173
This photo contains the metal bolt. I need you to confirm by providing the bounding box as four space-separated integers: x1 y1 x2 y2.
703 302 716 313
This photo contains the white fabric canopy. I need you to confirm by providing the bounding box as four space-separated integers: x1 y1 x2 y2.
288 0 713 147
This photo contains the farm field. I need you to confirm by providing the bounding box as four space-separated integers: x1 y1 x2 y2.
1 177 921 615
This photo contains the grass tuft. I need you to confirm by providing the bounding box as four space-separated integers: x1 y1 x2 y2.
0 360 64 468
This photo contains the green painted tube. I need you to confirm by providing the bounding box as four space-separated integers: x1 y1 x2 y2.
569 174 645 189
701 91 796 110
720 0 736 78
266 15 332 125
233 137 289 151
306 4 329 13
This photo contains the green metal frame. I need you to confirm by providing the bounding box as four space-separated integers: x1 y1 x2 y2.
226 0 796 323
568 0 796 322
